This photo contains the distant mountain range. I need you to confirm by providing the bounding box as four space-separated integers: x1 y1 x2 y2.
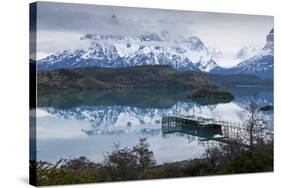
36 29 273 79
37 32 219 72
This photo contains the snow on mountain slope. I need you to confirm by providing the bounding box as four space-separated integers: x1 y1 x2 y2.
37 32 221 73
230 53 273 79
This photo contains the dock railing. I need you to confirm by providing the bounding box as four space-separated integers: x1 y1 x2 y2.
163 114 245 129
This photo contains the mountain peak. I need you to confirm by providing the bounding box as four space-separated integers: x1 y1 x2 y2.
80 33 94 40
139 32 162 41
184 36 206 51
110 14 119 24
263 28 274 53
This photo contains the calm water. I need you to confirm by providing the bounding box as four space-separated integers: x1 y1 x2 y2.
34 87 273 164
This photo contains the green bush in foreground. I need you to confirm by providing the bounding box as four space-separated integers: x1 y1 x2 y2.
32 138 273 186
223 147 273 174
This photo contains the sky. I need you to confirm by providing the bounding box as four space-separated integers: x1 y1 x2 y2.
33 2 273 67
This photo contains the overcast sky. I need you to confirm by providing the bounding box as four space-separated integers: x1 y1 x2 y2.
34 2 273 67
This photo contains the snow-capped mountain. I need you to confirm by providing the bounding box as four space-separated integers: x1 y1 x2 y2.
37 32 221 73
36 29 274 79
227 29 274 79
229 52 273 79
263 28 274 53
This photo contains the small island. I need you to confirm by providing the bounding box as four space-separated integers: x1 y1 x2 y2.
259 105 273 112
190 88 234 100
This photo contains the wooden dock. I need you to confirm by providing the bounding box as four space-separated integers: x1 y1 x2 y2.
162 114 250 148
162 115 245 129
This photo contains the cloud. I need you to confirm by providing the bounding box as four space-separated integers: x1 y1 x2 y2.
36 31 89 60
34 1 273 67
36 2 195 35
208 48 223 60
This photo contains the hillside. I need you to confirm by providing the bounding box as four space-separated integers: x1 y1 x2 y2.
206 73 273 87
37 65 217 93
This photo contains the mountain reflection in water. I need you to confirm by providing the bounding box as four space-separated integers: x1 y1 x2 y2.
36 87 273 163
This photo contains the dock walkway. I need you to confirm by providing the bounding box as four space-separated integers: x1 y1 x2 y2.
162 114 249 147
162 114 245 129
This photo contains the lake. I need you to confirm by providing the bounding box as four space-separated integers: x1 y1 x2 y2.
34 86 273 164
